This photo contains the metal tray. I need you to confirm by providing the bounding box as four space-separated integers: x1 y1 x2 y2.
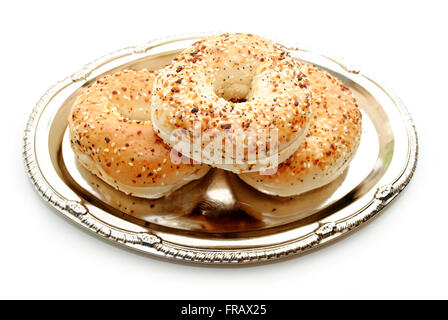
23 33 418 264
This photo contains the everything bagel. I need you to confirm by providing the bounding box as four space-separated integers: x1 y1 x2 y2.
69 69 210 199
151 33 312 173
238 63 362 197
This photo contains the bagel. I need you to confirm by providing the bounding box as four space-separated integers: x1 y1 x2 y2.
151 33 312 173
75 159 207 218
68 69 210 199
238 63 362 197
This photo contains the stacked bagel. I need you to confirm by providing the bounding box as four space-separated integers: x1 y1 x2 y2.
69 33 362 200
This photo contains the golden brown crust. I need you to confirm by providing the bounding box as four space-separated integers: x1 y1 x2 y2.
239 63 362 196
68 69 209 198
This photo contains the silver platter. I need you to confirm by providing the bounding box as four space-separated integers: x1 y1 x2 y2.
23 33 418 264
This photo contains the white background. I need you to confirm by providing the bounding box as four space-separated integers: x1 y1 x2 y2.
1 0 447 299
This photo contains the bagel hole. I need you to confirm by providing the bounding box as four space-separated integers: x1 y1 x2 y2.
215 86 250 103
213 71 254 104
